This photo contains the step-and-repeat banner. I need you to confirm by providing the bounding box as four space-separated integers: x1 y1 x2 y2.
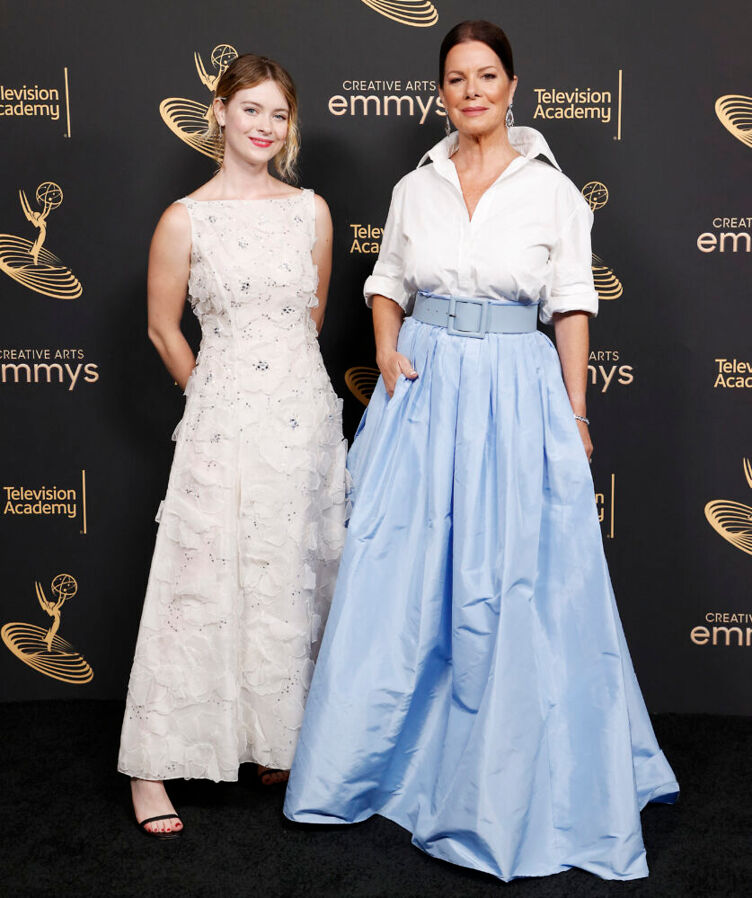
0 0 750 712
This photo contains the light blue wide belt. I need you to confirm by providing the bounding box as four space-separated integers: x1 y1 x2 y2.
410 291 538 338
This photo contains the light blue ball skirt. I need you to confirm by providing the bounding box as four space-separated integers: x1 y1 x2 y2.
284 316 679 882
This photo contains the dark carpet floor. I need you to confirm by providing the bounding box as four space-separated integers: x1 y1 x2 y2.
0 703 750 897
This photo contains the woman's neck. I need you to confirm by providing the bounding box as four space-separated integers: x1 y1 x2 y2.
452 126 518 173
210 155 280 199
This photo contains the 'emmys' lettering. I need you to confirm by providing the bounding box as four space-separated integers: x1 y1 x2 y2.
415 95 438 124
328 91 445 124
690 625 752 647
587 364 634 392
1 361 99 389
350 95 381 116
697 231 752 252
83 362 99 383
328 95 348 116
384 95 414 116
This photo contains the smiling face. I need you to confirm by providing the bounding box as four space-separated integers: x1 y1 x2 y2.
439 40 517 139
213 79 290 168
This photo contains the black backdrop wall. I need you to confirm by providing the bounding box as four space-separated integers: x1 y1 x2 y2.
0 0 750 713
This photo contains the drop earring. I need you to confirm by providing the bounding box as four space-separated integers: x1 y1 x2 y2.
505 104 514 128
444 115 451 136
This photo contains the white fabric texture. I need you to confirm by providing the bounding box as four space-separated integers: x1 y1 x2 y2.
118 190 348 781
363 126 599 325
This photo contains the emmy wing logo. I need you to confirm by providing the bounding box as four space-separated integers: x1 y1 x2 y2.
715 95 752 149
704 459 752 556
360 1 438 27
345 366 380 406
1 574 93 684
0 182 82 300
160 44 238 159
581 181 623 301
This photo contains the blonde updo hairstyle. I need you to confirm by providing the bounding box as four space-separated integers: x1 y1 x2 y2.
207 53 300 183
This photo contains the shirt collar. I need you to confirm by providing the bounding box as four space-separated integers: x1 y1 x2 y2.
417 126 561 174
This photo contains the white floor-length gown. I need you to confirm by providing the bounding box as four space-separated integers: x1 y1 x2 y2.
118 190 347 781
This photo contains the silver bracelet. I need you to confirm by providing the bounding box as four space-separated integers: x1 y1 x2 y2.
574 415 590 426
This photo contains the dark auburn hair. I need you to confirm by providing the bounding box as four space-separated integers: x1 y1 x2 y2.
439 20 515 83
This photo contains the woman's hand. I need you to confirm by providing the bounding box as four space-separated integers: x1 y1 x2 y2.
576 419 593 462
372 295 416 398
376 350 418 398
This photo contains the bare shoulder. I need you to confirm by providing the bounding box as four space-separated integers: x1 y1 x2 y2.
160 201 191 230
149 202 191 270
153 201 191 246
312 193 332 226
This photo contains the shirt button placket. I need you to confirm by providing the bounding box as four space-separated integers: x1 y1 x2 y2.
458 210 471 296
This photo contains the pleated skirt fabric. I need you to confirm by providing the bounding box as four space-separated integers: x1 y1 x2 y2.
284 316 678 881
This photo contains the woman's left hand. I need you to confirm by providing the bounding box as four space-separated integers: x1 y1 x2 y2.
576 419 593 462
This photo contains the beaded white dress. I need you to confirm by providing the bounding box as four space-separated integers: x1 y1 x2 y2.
118 189 348 781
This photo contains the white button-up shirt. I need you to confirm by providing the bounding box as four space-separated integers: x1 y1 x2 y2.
364 126 598 325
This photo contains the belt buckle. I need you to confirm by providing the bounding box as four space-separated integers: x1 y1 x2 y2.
447 297 488 338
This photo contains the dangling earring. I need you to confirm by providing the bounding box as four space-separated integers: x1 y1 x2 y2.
505 104 514 128
444 115 452 137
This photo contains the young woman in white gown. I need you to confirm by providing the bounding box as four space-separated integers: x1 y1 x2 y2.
118 54 348 838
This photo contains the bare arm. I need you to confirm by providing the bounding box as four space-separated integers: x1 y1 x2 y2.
146 203 195 391
309 194 333 334
553 310 592 460
372 294 417 397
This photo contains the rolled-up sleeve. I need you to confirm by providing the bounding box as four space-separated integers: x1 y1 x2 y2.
540 198 599 325
363 181 410 310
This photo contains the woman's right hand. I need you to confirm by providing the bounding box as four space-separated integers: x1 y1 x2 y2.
377 351 419 398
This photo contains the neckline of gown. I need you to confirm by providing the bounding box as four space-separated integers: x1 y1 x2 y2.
182 189 309 205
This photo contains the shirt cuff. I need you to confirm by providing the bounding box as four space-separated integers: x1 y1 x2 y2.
363 274 409 311
539 289 599 325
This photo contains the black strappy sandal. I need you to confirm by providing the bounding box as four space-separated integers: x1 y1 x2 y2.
256 765 289 786
137 813 184 840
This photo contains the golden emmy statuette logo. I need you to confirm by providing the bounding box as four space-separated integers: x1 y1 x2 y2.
345 366 380 406
581 180 609 211
1 574 93 684
160 44 238 159
715 95 752 149
581 181 623 301
360 0 438 27
0 182 82 300
704 459 752 557
591 254 623 300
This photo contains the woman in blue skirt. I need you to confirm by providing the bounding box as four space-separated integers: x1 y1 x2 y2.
284 20 678 882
